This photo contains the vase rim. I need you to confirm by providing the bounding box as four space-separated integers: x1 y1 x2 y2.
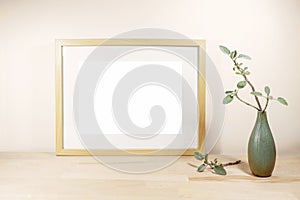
257 110 267 113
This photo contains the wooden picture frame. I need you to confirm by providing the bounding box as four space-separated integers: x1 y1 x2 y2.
56 39 206 155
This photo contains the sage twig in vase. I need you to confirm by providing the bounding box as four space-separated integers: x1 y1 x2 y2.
219 45 288 177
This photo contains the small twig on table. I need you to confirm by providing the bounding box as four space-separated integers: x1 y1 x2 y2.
188 160 241 168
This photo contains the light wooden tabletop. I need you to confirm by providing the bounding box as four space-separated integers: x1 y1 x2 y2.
0 153 299 200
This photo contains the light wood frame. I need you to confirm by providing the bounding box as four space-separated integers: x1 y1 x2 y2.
56 39 206 156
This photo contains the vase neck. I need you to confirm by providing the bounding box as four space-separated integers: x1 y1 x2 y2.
256 111 268 122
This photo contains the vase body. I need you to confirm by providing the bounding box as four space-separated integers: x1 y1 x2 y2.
248 111 276 177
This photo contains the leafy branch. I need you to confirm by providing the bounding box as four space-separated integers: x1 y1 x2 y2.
192 152 241 175
220 45 288 112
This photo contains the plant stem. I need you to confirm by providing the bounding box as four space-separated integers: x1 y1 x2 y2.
235 93 260 111
222 160 241 166
262 96 269 112
233 59 262 111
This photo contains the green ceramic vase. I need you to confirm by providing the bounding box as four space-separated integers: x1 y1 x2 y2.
248 111 276 177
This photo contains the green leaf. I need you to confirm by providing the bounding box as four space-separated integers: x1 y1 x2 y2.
219 45 230 55
244 67 248 71
197 164 207 172
251 91 262 96
277 97 288 106
194 152 204 160
225 90 233 94
244 71 250 75
264 86 270 95
230 50 237 59
204 154 208 162
237 81 247 89
238 54 251 60
214 165 227 175
223 95 234 104
235 72 241 75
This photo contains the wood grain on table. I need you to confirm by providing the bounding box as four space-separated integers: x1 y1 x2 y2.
0 153 299 200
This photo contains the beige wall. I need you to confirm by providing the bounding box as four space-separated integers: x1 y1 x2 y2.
0 0 299 155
